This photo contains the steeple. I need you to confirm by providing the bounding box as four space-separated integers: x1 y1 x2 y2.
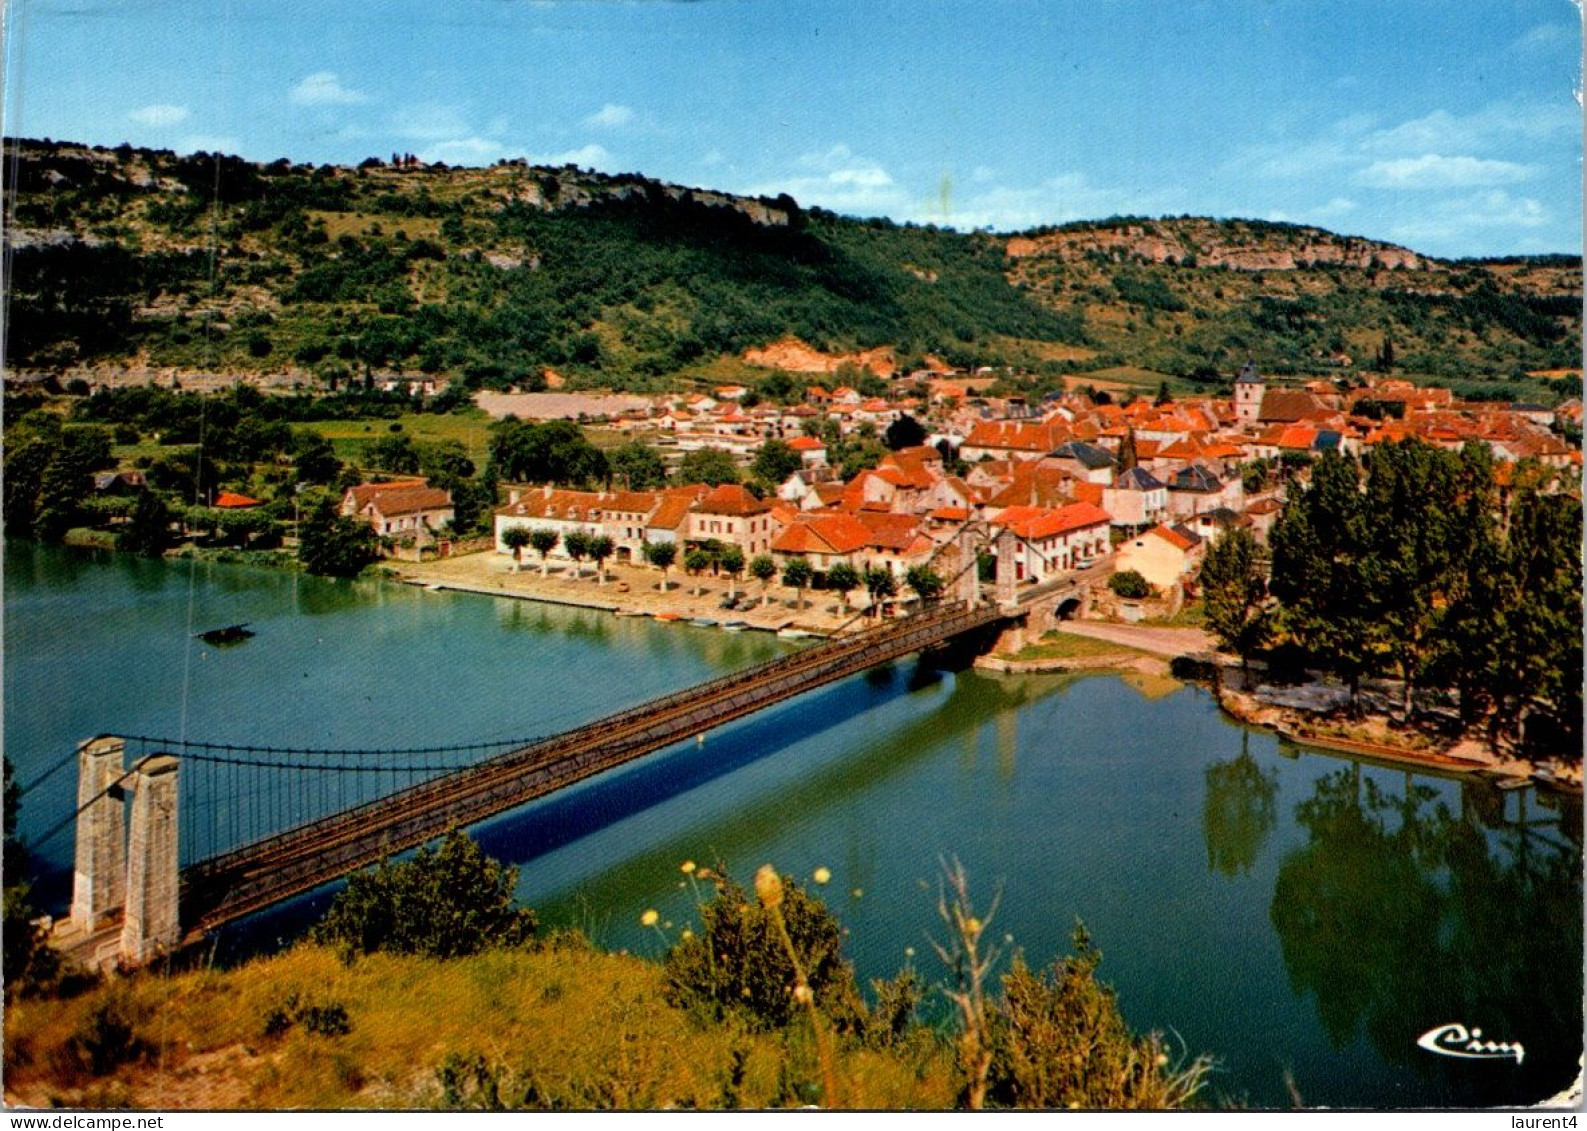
1118 426 1139 473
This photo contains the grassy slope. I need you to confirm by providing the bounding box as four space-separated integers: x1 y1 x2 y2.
3 139 1578 396
4 943 956 1110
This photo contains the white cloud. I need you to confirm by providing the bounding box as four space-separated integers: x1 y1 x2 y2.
543 143 613 168
584 103 634 129
1364 102 1577 154
393 104 473 141
1311 196 1357 218
290 71 370 107
418 137 519 165
1387 190 1551 247
939 172 1183 232
1355 154 1535 189
743 145 907 215
128 103 189 127
1510 23 1572 53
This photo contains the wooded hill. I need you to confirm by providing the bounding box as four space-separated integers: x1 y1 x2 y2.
3 138 1579 398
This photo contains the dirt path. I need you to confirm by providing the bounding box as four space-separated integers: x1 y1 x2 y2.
1053 621 1215 657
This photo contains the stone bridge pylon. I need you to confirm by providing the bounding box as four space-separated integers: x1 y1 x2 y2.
67 736 181 966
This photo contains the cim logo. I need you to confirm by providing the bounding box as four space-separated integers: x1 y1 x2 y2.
1417 1023 1525 1065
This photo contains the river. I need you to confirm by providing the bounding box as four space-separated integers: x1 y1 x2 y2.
4 541 1580 1108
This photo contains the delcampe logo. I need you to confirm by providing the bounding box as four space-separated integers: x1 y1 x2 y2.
1417 1023 1525 1065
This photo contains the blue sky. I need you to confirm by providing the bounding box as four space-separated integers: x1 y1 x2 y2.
4 0 1580 257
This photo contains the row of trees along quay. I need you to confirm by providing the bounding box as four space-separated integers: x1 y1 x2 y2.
1197 438 1581 757
498 523 943 615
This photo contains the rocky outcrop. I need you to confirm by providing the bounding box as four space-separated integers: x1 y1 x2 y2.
1007 218 1431 273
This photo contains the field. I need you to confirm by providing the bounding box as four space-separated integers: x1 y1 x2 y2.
301 410 496 465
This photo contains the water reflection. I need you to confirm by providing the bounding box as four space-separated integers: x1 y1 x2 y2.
1203 737 1279 877
1270 765 1583 1104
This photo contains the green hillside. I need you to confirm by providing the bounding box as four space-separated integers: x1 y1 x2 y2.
3 138 1579 396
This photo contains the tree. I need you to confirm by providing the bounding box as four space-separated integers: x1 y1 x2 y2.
563 529 591 579
1269 452 1378 705
750 439 802 489
586 534 615 584
1356 440 1468 717
298 499 383 577
1239 460 1269 495
610 441 668 490
750 553 778 606
1108 570 1153 599
500 525 532 570
684 547 712 594
864 566 898 617
782 557 813 610
719 545 746 599
825 561 861 610
363 433 420 475
675 447 740 487
645 540 678 590
117 490 173 558
311 830 537 960
1155 381 1173 406
905 565 945 604
1199 528 1272 674
489 419 608 487
292 429 342 484
883 414 927 451
528 527 560 576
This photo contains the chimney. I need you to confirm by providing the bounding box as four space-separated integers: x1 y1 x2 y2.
543 484 553 499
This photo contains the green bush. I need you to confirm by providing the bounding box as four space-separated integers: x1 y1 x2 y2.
312 830 538 960
1108 570 1153 599
988 927 1211 1109
662 870 864 1033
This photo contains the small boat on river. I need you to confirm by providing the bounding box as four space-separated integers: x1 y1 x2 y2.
195 623 254 646
689 617 719 629
721 621 748 632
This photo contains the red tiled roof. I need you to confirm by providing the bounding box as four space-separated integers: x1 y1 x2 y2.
363 486 453 518
787 436 827 451
772 513 871 556
1148 523 1197 552
213 491 261 508
1072 481 1105 506
992 502 1111 541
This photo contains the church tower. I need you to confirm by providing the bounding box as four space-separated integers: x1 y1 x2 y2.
1233 359 1265 427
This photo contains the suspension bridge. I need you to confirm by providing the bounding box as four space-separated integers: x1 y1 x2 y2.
42 525 1097 968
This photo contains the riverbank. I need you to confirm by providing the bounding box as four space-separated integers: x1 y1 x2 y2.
981 622 1581 794
385 550 872 636
1214 679 1581 793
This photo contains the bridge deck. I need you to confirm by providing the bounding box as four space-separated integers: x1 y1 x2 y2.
178 600 1008 932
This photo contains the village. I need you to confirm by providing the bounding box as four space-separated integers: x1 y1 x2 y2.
328 359 1581 638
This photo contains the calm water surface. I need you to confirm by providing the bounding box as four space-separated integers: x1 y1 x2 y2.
5 542 1580 1108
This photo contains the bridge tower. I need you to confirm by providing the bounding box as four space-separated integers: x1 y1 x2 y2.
954 526 982 606
994 527 1020 610
120 756 181 964
70 736 127 932
68 740 182 965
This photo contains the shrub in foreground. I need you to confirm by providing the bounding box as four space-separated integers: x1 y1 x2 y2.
312 830 537 959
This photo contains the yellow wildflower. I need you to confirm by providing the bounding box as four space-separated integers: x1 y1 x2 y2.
812 866 832 885
681 860 697 874
640 909 660 927
754 864 784 909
